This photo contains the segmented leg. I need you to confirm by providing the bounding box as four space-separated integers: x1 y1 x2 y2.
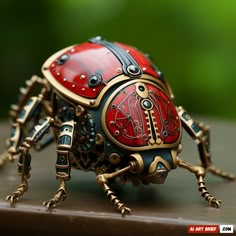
96 164 134 216
43 120 74 210
178 158 221 208
1 76 51 166
9 75 49 120
43 180 67 210
6 146 30 204
6 117 53 205
207 165 235 180
177 106 235 180
0 142 11 167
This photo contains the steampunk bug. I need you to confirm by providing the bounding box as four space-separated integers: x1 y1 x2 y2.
0 36 234 215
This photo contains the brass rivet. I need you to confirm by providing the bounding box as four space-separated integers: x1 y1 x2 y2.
116 68 122 73
90 100 95 105
114 130 119 136
108 153 121 164
80 74 86 80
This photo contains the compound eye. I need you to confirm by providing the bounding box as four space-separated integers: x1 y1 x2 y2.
88 73 103 87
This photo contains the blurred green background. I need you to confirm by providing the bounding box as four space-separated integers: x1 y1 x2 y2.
0 0 236 120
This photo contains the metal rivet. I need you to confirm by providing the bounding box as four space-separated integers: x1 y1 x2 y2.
80 75 86 80
57 54 70 65
127 65 141 76
108 153 121 164
88 73 102 88
116 68 122 73
90 100 95 105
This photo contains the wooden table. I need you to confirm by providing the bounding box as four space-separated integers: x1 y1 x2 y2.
0 117 235 235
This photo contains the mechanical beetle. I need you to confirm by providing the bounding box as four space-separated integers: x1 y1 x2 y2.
0 36 234 215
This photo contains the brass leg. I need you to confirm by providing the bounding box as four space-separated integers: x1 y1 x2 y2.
6 177 28 205
43 180 67 210
96 165 132 216
178 106 235 181
0 149 9 167
6 117 53 206
178 158 221 208
207 165 235 180
43 121 74 211
6 176 29 206
6 143 31 205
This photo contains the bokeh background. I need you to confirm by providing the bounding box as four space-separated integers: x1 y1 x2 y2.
1 0 236 120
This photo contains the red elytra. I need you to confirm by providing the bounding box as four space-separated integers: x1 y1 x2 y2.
105 82 181 149
46 41 160 99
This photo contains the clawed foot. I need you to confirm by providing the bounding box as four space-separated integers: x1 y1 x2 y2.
43 189 67 211
6 181 28 206
120 206 131 216
208 197 222 208
43 199 58 210
6 192 21 205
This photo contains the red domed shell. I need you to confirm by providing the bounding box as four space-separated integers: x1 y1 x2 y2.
41 37 167 107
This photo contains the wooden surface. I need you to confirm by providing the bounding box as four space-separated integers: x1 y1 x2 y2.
0 117 236 235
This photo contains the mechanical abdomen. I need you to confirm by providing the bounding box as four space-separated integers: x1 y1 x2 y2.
102 80 181 151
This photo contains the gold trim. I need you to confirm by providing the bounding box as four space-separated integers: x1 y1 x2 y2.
171 149 179 169
149 156 171 173
101 79 182 151
135 82 149 98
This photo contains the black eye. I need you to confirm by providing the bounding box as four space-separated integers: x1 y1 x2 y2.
138 85 145 91
57 54 70 65
88 73 102 87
